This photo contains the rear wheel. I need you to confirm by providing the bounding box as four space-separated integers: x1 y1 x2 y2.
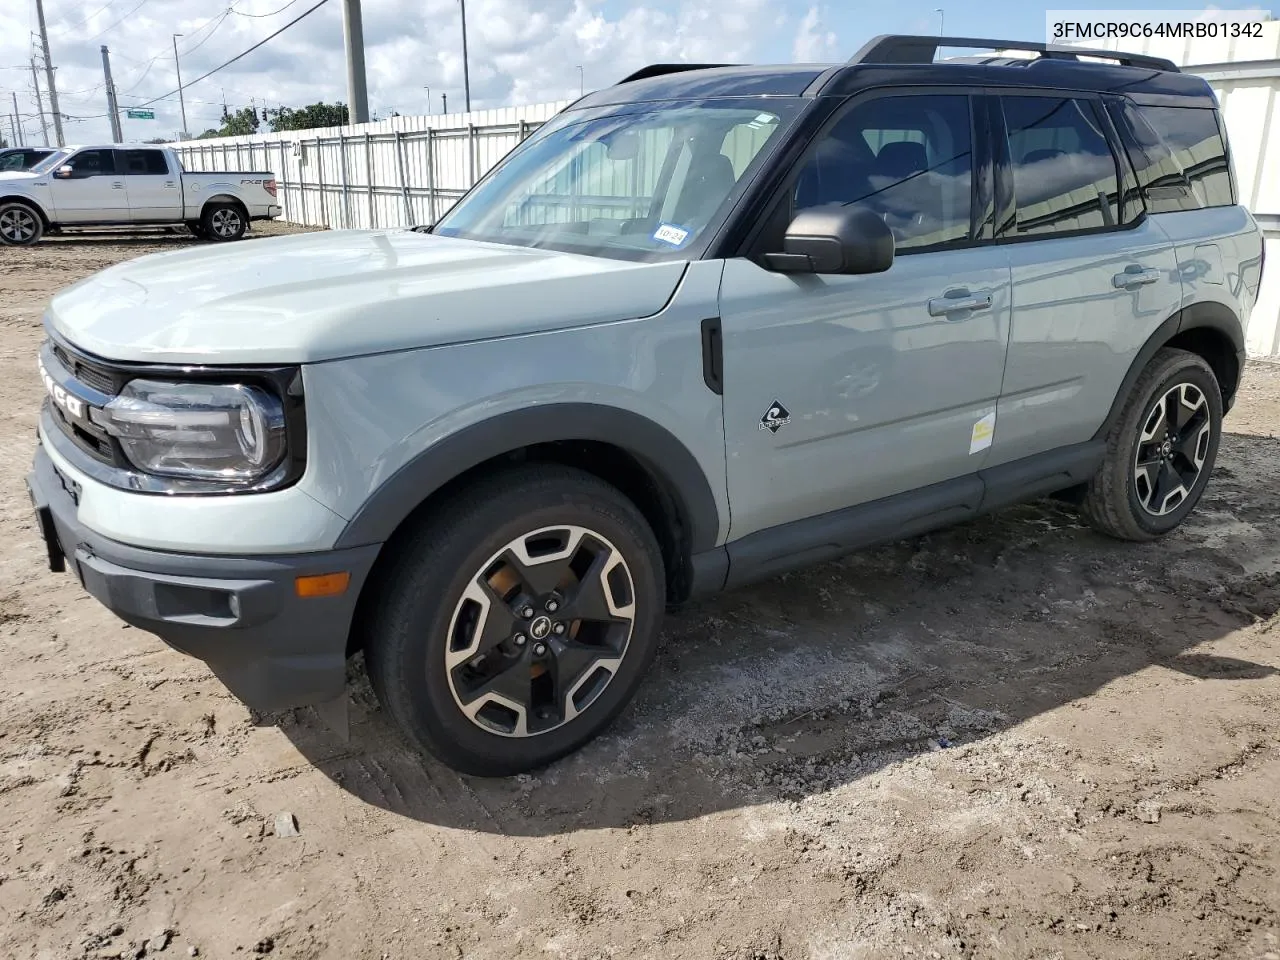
1082 348 1222 540
364 465 665 776
0 201 43 246
200 202 246 241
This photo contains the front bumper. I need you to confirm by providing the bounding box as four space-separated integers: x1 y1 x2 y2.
27 442 380 713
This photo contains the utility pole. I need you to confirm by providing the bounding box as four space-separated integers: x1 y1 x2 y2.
172 34 188 138
442 92 447 115
30 59 50 146
34 0 64 146
101 45 123 143
340 0 369 123
459 0 471 112
10 93 23 145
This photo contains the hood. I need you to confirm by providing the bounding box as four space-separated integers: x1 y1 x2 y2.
0 170 39 181
47 229 688 364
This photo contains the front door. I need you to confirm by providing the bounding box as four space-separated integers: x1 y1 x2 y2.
47 148 127 223
719 92 1012 541
116 148 182 221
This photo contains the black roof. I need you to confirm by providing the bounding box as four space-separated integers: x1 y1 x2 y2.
576 34 1216 110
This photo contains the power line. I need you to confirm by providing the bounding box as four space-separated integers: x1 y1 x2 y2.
132 0 331 108
84 0 151 43
232 0 306 17
49 0 117 36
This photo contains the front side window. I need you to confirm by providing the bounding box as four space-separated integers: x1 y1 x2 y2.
118 149 169 175
0 151 24 171
433 99 802 260
29 149 70 174
1001 96 1122 237
794 94 974 252
64 149 116 177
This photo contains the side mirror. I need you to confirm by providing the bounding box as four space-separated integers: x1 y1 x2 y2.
763 205 894 275
53 165 75 179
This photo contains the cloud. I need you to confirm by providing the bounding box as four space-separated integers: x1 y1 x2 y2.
792 5 838 63
1 0 797 144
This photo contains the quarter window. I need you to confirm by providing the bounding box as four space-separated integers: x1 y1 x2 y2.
794 94 974 251
1113 103 1234 212
1001 97 1122 236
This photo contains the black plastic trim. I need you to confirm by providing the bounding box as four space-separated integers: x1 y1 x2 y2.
1094 302 1246 437
700 317 723 395
978 440 1104 513
334 403 723 555
850 34 1178 73
27 445 378 713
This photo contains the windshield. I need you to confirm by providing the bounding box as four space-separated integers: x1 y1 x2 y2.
433 99 803 260
30 149 71 174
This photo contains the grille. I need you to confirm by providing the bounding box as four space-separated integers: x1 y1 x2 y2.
52 344 115 396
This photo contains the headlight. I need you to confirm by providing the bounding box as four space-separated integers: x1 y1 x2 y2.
99 379 286 482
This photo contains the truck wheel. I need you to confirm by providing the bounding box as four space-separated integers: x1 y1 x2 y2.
1082 347 1223 541
364 465 665 776
201 202 246 241
0 201 44 246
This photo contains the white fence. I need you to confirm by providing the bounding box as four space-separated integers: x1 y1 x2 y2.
173 101 568 231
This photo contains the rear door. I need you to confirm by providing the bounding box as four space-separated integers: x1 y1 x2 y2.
116 148 182 221
46 148 127 223
990 94 1182 465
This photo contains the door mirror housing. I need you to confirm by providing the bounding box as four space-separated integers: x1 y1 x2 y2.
762 205 895 275
53 164 75 179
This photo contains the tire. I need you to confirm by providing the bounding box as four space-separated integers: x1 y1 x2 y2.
0 201 44 246
364 464 666 776
200 202 247 241
1082 347 1223 541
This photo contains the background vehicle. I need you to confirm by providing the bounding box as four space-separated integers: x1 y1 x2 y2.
0 146 55 173
0 143 280 246
26 36 1264 776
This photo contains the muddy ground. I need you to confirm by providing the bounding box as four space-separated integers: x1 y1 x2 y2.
0 224 1278 960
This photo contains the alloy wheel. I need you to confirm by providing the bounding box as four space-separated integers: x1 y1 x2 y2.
210 208 242 238
1133 381 1212 516
445 524 636 738
0 207 38 244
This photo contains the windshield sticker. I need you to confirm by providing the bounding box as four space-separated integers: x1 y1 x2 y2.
652 223 690 247
747 112 778 129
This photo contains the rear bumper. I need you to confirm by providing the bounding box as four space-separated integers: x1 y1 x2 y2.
27 443 379 713
252 205 282 221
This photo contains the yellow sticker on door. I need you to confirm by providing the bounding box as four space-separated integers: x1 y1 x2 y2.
970 412 996 455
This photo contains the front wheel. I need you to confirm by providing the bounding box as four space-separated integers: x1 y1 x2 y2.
1082 347 1223 541
200 202 247 241
364 465 665 776
0 201 44 246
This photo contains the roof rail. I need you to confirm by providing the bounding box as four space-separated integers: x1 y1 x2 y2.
616 63 736 84
850 34 1179 73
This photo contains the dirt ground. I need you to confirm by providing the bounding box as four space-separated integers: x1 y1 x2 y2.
1 223 1278 960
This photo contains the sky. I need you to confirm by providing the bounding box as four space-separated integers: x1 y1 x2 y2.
0 0 1275 145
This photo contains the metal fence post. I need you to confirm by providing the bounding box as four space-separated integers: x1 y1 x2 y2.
468 123 477 187
313 137 324 227
298 141 307 226
426 127 436 223
364 132 375 229
338 131 351 229
278 140 290 222
518 119 528 141
394 130 411 225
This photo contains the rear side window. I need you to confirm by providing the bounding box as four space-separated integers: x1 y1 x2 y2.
1112 102 1234 212
1000 96 1122 237
119 149 169 175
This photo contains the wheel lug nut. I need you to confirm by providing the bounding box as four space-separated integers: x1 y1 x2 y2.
545 598 559 613
520 605 534 618
533 642 547 656
552 622 566 635
513 634 526 646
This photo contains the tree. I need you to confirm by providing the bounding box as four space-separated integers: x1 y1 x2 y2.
267 102 349 132
196 106 260 139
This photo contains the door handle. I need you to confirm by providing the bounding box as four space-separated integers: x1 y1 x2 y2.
164 181 176 188
927 289 993 318
111 182 125 189
1112 266 1161 289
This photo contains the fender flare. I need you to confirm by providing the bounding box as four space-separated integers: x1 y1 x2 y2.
1095 300 1245 439
332 403 723 554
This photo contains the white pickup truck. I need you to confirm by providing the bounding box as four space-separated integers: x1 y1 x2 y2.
0 143 281 246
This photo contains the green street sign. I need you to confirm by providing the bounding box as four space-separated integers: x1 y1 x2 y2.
126 109 155 120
